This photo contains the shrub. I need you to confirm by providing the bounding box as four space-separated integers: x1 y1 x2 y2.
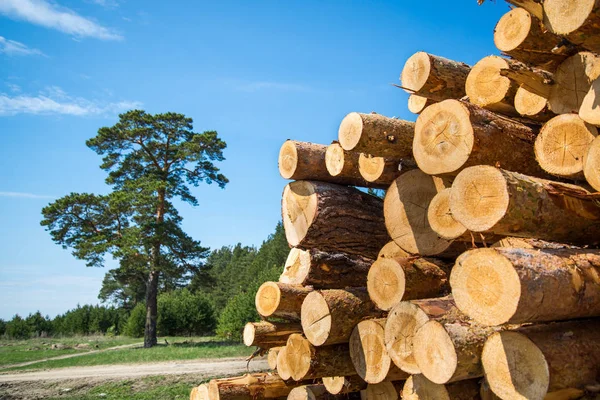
6 315 31 339
123 302 146 338
157 289 215 336
216 289 258 341
25 311 52 337
0 319 6 336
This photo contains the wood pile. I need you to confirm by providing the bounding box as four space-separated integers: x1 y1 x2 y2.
191 1 600 399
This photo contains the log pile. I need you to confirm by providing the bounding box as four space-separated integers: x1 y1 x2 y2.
192 1 600 399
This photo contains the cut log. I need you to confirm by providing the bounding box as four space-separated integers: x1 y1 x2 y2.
482 320 600 400
268 347 282 370
366 255 450 311
490 237 579 250
450 247 600 326
479 379 501 400
503 0 543 20
277 347 292 380
288 384 357 400
243 321 302 349
584 135 600 191
285 334 356 381
534 114 597 180
579 77 600 126
413 320 496 384
279 141 329 181
494 7 579 72
427 189 467 240
361 382 404 400
400 52 470 102
543 0 600 53
514 86 555 122
349 319 410 384
301 287 383 346
449 166 600 245
280 248 373 289
402 375 481 400
208 373 303 400
384 297 462 374
323 376 367 395
255 282 313 320
413 100 544 177
282 180 388 259
191 384 209 400
407 95 435 114
358 153 414 186
548 52 600 114
497 60 554 98
338 113 415 158
377 241 410 259
324 143 386 189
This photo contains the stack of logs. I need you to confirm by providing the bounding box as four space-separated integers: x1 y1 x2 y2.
192 1 600 399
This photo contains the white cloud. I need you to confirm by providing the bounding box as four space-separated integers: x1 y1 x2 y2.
234 81 312 93
0 36 45 56
89 0 119 8
6 83 21 93
0 0 122 40
0 191 55 199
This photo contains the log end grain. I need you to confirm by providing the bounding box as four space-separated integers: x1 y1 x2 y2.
339 112 364 151
427 188 467 240
268 347 282 370
300 291 331 346
323 376 367 395
277 347 292 380
358 153 388 183
584 135 600 191
413 320 458 384
243 322 257 347
280 248 311 286
282 181 318 247
255 282 286 318
580 78 600 126
494 8 532 53
286 334 313 381
408 95 432 114
378 241 410 259
543 0 596 35
401 52 431 94
279 140 300 179
401 375 451 400
367 258 406 311
325 143 346 177
384 302 430 374
465 56 512 109
549 52 600 115
349 319 391 384
514 86 549 117
362 382 401 400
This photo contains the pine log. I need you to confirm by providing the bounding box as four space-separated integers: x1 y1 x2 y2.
255 282 313 320
534 114 597 180
497 60 554 98
366 255 450 311
377 241 409 259
413 100 544 177
494 7 579 72
427 189 467 240
400 52 470 102
243 321 302 349
543 0 600 54
514 86 556 122
285 334 356 381
338 113 415 158
282 180 388 259
361 382 404 400
324 143 386 189
548 52 600 114
384 297 462 374
349 319 410 384
413 320 497 384
191 384 209 400
277 347 292 380
301 287 383 346
584 135 600 191
268 347 282 370
502 0 543 20
323 376 368 395
288 384 359 400
482 320 600 400
407 95 435 114
579 76 600 126
449 166 600 245
358 153 414 186
279 141 330 181
402 375 481 400
280 248 373 289
450 247 600 326
208 373 303 400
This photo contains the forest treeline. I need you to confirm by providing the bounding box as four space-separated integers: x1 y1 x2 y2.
0 222 288 341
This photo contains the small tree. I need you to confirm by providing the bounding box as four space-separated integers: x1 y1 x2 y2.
6 315 31 339
157 289 215 336
0 319 6 337
124 303 146 338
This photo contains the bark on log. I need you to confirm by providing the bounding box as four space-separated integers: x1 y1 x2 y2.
497 60 554 98
402 375 481 400
482 320 600 400
338 113 415 158
361 382 404 400
268 347 282 370
543 0 600 54
490 237 580 250
349 318 410 384
323 376 368 395
358 153 414 187
280 248 373 289
407 95 436 114
243 321 303 349
285 334 356 381
191 384 209 400
301 287 383 346
282 181 388 259
277 347 292 380
413 100 544 177
208 373 303 400
514 86 556 122
450 247 600 326
255 282 313 321
548 52 600 114
324 143 387 189
366 255 450 311
579 77 600 126
384 297 463 374
584 135 600 191
449 166 600 245
534 114 597 180
279 141 329 181
494 7 580 72
400 52 471 102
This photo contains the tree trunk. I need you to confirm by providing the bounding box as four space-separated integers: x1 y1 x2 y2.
413 100 544 177
494 7 580 72
366 255 450 311
208 373 303 400
534 114 597 180
584 135 600 191
323 376 368 395
191 384 209 400
543 0 600 54
450 247 600 326
385 297 462 375
449 166 600 245
267 346 283 370
279 248 373 289
579 77 600 126
514 86 555 122
337 112 415 158
548 52 600 115
402 375 481 400
407 95 436 114
361 381 405 400
282 181 388 259
243 321 302 349
255 282 313 321
413 320 497 384
400 52 471 102
324 143 388 189
482 320 600 400
358 153 415 186
301 287 383 346
144 269 159 348
285 334 356 381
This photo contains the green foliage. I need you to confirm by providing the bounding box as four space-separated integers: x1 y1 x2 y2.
0 319 6 336
25 311 53 337
52 305 124 336
6 315 31 339
157 289 215 336
215 290 258 341
124 303 147 338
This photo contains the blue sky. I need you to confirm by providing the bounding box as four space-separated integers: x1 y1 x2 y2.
0 0 510 319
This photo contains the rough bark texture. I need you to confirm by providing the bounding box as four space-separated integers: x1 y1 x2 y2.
324 143 388 189
407 95 436 114
255 282 313 321
413 100 545 177
243 321 303 349
451 247 600 326
280 248 374 289
358 153 415 187
402 375 482 400
490 237 580 250
514 86 556 122
543 0 600 54
548 52 600 115
400 52 471 102
449 166 600 245
301 287 384 346
208 373 303 400
282 181 388 259
498 59 554 98
323 376 368 395
144 270 159 348
338 112 415 158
